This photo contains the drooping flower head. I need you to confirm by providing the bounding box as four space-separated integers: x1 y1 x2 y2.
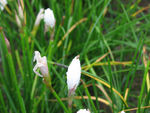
77 109 90 113
44 8 55 30
0 0 7 11
67 55 81 96
33 51 49 77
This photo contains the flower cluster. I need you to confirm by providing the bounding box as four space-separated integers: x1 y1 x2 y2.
33 52 82 91
33 51 82 109
33 52 81 94
34 8 55 30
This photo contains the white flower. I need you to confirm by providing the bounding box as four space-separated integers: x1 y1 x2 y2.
44 8 55 29
34 8 44 27
0 0 7 11
33 51 49 77
77 109 90 113
67 55 81 96
121 111 125 113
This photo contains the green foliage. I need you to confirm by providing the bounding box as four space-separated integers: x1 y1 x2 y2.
0 0 150 113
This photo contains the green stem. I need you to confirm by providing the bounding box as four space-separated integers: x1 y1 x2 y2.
43 77 69 113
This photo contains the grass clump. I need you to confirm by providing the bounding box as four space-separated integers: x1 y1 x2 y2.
0 0 150 113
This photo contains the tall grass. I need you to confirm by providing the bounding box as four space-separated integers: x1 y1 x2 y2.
0 0 150 113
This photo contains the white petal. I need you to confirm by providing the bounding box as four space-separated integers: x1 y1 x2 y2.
121 111 125 113
33 51 41 62
33 51 48 77
44 8 55 28
0 0 7 11
33 64 43 77
67 55 81 92
77 109 90 113
34 8 44 26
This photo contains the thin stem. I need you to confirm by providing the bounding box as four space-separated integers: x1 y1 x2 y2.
43 77 69 113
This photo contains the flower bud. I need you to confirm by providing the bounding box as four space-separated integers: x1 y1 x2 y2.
3 32 11 52
15 12 22 27
15 0 24 28
67 55 81 96
77 109 90 113
33 51 49 77
0 0 7 11
18 4 23 20
34 8 44 27
4 36 10 50
44 8 55 30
